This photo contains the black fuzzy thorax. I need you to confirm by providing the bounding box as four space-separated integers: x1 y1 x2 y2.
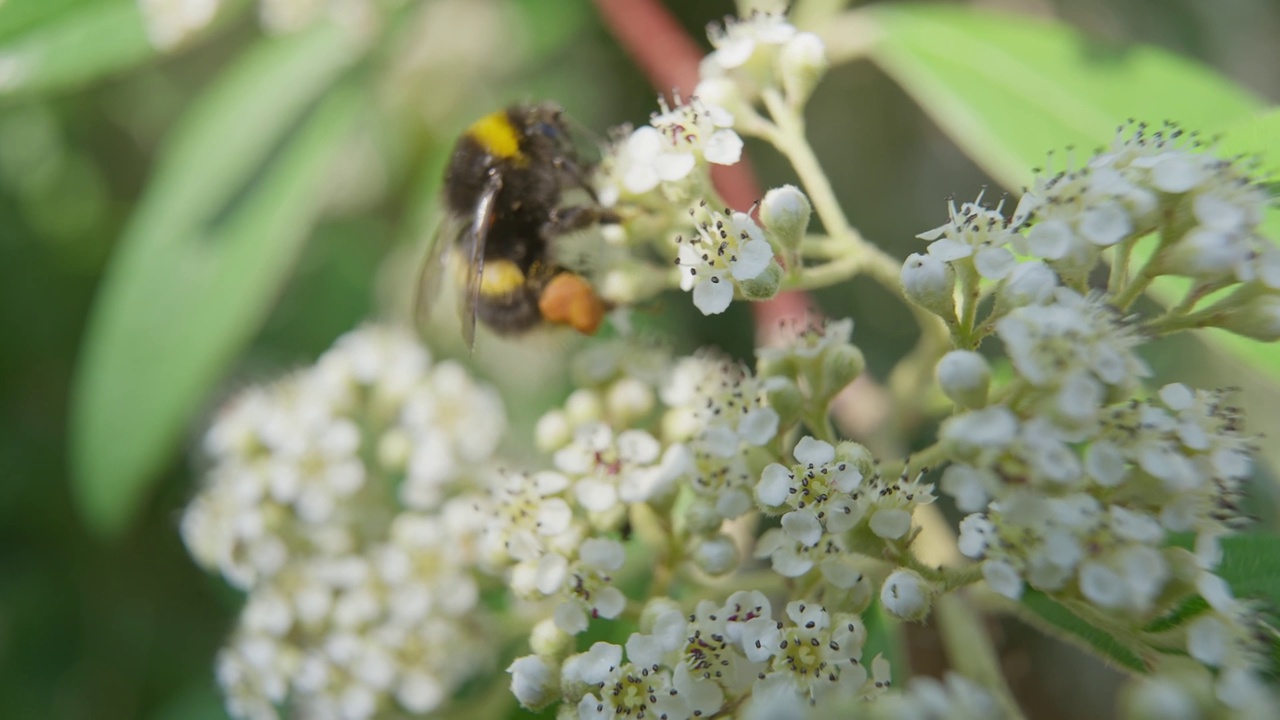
442 104 581 333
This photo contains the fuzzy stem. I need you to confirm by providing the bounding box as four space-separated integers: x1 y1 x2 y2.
936 593 1030 720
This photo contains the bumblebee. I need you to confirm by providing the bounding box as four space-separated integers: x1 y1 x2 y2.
416 103 610 350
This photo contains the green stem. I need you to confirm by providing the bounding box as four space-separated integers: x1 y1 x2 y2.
1142 284 1263 336
757 88 903 296
1107 239 1134 297
935 594 1029 720
956 261 981 348
1113 227 1176 310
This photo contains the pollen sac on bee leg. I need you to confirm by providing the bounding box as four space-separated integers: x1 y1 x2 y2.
539 272 606 335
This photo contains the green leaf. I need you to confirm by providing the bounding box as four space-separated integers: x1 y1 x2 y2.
70 25 363 536
861 597 907 675
0 0 156 98
864 4 1263 189
1216 532 1280 607
1020 591 1146 672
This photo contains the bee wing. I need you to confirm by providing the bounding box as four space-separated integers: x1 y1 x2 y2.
413 203 466 335
460 169 504 351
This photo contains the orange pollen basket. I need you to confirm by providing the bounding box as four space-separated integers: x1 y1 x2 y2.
538 273 606 335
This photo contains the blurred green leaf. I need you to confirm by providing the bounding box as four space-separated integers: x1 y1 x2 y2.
0 0 155 98
1019 591 1146 672
864 4 1263 189
71 25 363 536
1216 532 1280 606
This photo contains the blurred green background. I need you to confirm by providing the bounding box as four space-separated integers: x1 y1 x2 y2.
1 0 1278 718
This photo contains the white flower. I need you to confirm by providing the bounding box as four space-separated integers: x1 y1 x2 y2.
939 407 1018 461
1013 156 1154 277
917 192 1018 280
999 260 1058 307
704 9 796 74
957 514 995 558
554 423 686 513
749 601 870 704
665 354 781 521
755 437 865 534
616 125 698 195
982 559 1024 600
996 289 1148 419
677 205 776 315
564 640 722 720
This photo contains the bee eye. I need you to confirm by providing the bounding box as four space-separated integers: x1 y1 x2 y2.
533 121 561 140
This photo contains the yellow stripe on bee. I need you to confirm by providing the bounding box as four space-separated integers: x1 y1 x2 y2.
467 111 524 162
477 258 526 296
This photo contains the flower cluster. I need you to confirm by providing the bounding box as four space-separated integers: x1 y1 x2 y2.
175 4 1280 719
183 326 504 719
899 123 1277 711
591 11 829 317
509 591 891 717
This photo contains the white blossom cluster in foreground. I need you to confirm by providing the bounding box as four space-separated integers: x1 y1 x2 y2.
181 5 1280 720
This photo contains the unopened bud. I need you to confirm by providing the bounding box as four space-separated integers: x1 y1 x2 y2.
564 389 602 425
508 655 559 710
901 252 957 320
880 569 934 621
606 378 655 425
683 498 723 535
760 185 811 259
529 618 572 657
739 261 783 301
638 597 683 633
692 533 739 576
763 376 804 427
1217 293 1280 341
779 32 827 107
936 350 990 409
535 410 572 452
820 343 865 398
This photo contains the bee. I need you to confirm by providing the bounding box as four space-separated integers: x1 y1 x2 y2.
416 103 612 350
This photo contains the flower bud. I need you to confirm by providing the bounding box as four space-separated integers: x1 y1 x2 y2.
529 618 572 657
638 597 683 633
779 32 827 107
763 376 804 427
901 252 957 321
535 410 572 452
376 428 411 471
880 569 934 621
760 185 811 261
738 261 783 301
508 655 559 710
692 533 739 576
820 343 865 398
564 389 602 425
605 378 655 425
683 498 724 535
1216 294 1280 341
936 350 990 409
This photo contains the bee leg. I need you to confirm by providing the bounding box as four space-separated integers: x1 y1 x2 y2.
542 205 619 238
